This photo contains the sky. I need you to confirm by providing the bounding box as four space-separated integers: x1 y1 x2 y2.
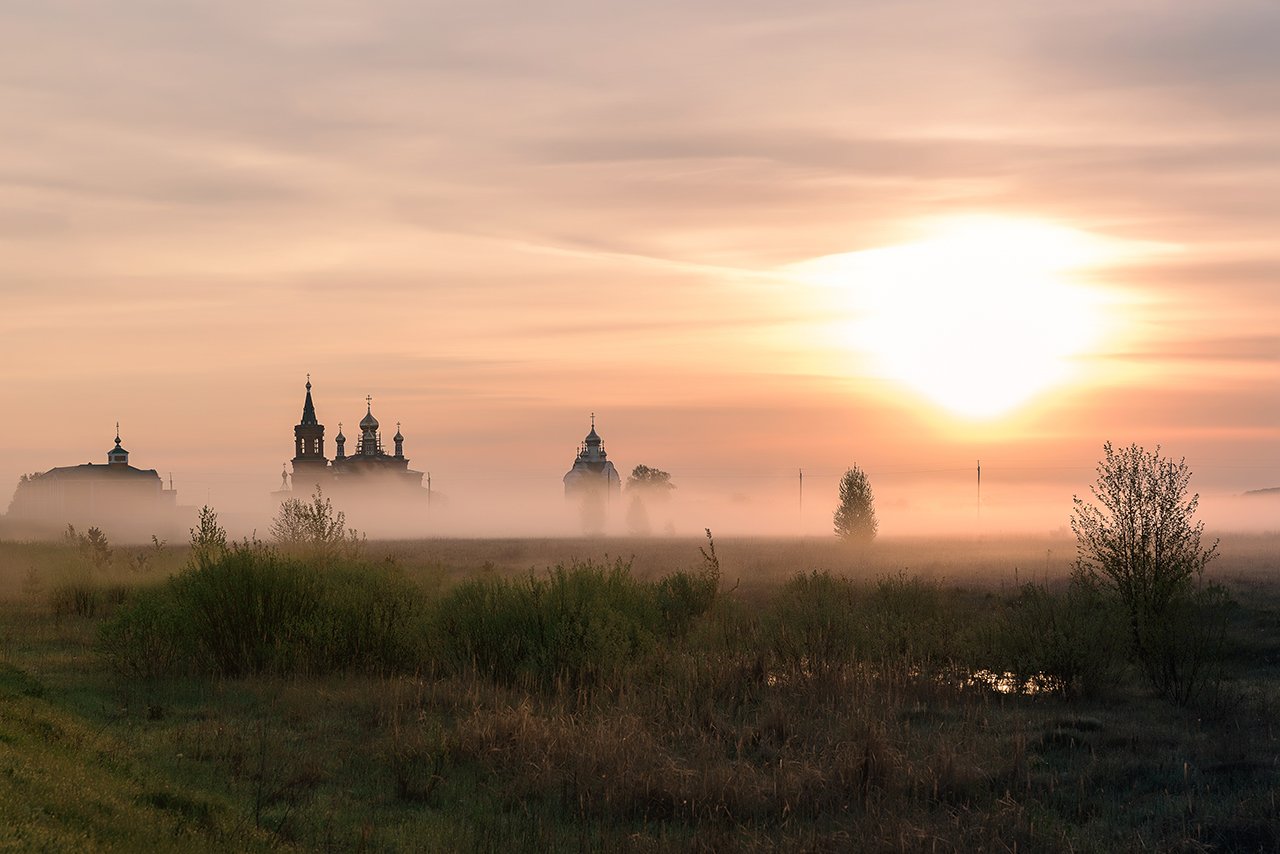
2 1 1278 535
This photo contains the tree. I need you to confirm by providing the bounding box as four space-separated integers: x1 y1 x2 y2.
626 465 675 537
626 465 675 496
625 494 651 536
833 466 877 543
1071 442 1222 702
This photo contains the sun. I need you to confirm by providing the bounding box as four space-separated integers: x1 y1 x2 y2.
790 216 1131 419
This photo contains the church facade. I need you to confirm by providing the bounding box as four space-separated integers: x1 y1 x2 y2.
283 379 427 498
562 415 621 500
5 428 180 540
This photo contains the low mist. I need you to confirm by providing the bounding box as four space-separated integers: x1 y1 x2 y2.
5 466 1274 545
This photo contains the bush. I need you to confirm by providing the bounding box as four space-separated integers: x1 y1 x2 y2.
98 589 189 679
1136 581 1232 707
50 579 100 619
996 575 1126 698
767 571 864 679
270 488 364 562
168 546 325 677
189 505 227 570
431 558 718 688
99 544 429 679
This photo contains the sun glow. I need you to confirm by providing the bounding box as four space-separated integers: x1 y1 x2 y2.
790 217 1142 419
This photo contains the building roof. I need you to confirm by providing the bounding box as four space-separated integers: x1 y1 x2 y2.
39 463 161 480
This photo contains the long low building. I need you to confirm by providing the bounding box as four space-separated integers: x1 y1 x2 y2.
5 428 181 541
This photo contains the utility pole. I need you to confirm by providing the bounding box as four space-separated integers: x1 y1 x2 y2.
427 472 432 508
798 467 804 519
977 459 982 524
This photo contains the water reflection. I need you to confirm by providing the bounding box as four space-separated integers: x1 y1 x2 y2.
967 668 1064 695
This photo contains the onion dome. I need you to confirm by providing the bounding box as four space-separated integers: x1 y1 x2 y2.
359 399 379 431
107 423 129 463
393 422 403 443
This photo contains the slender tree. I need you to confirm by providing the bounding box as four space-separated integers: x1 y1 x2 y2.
833 465 877 543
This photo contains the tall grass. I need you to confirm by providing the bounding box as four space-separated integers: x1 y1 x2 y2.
432 557 718 687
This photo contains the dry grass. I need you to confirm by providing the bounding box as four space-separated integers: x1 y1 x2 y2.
0 534 1277 851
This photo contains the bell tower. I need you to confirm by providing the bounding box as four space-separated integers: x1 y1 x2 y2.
291 375 328 488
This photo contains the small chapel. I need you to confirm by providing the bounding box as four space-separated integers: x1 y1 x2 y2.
562 414 621 501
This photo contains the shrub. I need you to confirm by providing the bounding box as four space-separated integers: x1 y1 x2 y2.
767 571 863 679
169 545 325 677
996 575 1126 698
865 572 962 667
1136 581 1232 707
269 487 364 562
431 557 717 688
306 562 427 674
189 505 228 570
654 531 721 638
64 524 113 570
98 588 189 679
99 545 430 679
50 578 99 619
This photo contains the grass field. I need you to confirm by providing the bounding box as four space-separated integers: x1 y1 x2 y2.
1 533 1278 851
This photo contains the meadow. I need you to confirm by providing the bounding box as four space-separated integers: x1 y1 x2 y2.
1 530 1278 852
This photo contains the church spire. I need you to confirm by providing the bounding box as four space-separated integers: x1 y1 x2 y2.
293 375 326 467
300 374 318 425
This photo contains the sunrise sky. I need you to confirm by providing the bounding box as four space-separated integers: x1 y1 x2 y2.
2 1 1278 534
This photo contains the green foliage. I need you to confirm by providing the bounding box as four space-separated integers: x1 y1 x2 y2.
4 533 1269 852
1072 442 1223 702
833 465 878 544
433 556 718 687
98 589 188 679
768 571 863 678
98 545 427 678
165 545 325 677
866 572 960 665
188 505 228 570
766 570 969 679
433 559 657 687
996 574 1127 697
1135 581 1233 707
49 579 100 619
269 487 364 561
63 524 112 570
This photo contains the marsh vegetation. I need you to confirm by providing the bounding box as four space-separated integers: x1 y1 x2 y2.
1 527 1278 851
